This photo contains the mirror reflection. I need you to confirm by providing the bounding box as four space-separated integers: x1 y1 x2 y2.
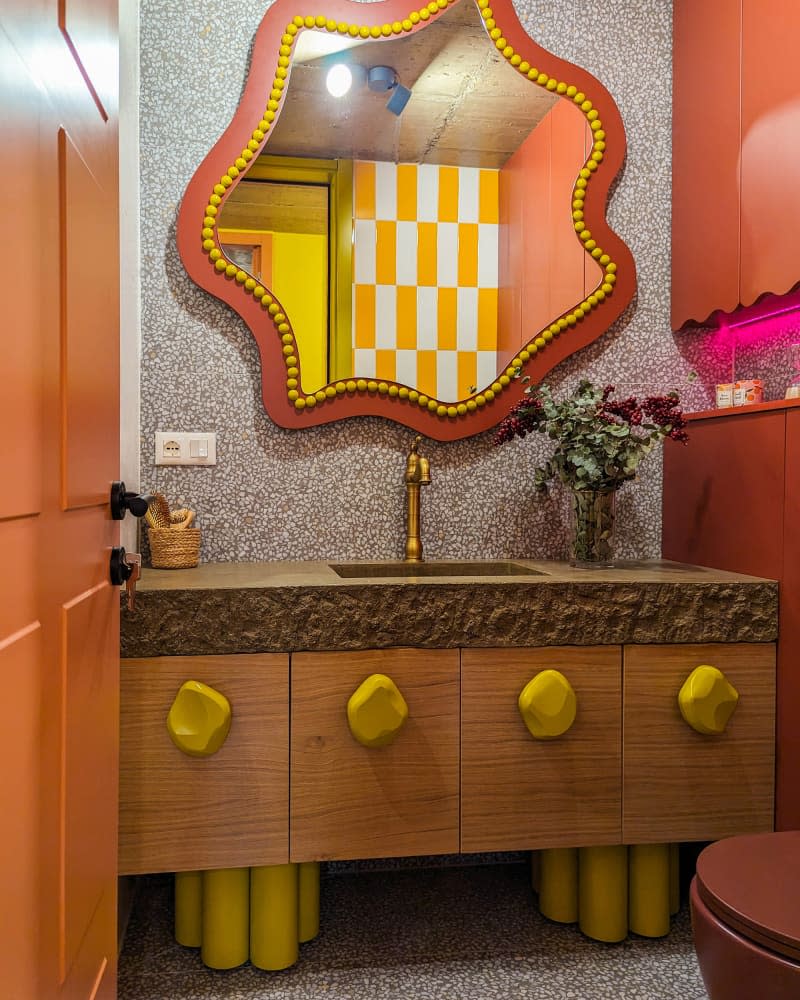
218 0 601 402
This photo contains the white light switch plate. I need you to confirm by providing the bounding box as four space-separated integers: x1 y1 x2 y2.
155 431 217 466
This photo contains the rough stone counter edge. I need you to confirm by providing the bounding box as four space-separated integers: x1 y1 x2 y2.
121 579 778 658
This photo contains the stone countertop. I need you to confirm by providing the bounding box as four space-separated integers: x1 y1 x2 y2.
120 559 778 658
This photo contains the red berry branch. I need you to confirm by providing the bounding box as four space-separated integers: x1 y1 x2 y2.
494 380 688 493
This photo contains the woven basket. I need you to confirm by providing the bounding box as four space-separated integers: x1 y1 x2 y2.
145 492 171 529
149 527 201 569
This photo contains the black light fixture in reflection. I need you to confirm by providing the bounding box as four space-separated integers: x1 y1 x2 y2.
387 82 412 115
367 65 412 116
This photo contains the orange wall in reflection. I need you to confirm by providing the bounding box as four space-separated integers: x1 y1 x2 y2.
498 99 598 371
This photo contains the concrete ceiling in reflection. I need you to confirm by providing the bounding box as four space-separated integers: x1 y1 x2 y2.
265 0 558 168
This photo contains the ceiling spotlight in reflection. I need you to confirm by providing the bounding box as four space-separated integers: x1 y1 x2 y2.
326 63 353 97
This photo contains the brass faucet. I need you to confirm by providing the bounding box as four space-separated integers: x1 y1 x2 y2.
404 436 431 562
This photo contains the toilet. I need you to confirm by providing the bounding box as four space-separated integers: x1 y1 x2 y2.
690 831 800 999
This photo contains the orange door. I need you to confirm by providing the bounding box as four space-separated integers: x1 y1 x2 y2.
1 2 120 998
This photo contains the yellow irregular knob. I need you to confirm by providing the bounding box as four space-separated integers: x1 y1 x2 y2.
518 669 577 740
347 673 409 748
678 664 739 735
167 680 232 756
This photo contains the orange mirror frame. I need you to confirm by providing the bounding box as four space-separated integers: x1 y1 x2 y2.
177 0 636 441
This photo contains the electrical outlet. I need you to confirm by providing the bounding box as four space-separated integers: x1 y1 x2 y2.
154 431 217 466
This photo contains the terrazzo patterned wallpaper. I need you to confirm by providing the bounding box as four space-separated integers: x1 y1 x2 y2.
139 0 721 565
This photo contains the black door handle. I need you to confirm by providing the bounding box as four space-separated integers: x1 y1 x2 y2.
111 481 152 520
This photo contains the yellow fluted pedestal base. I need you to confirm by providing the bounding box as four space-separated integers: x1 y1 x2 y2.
579 845 629 943
175 861 321 971
251 864 299 970
629 844 671 938
538 848 578 924
176 845 678 965
533 843 679 943
201 867 250 969
174 870 203 948
299 861 321 943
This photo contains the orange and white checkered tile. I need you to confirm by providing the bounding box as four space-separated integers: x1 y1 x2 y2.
352 161 499 402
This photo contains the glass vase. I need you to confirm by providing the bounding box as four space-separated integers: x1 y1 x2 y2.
569 488 617 568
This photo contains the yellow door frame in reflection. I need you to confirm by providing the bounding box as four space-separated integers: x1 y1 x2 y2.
219 155 354 390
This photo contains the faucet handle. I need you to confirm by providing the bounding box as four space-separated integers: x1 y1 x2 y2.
406 436 431 483
418 455 431 484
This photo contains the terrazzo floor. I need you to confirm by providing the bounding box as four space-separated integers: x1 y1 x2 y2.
118 864 708 1000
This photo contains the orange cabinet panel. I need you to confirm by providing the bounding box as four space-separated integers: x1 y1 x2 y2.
663 402 800 829
461 647 622 852
119 655 289 874
782 409 800 829
672 1 800 327
739 0 800 306
290 649 460 862
623 644 775 844
671 0 741 328
662 408 785 581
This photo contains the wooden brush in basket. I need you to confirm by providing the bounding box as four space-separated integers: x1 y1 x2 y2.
145 492 200 568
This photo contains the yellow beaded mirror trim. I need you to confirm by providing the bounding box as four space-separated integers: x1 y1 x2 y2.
196 0 617 416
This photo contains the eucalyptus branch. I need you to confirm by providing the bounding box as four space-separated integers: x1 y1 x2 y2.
494 381 688 492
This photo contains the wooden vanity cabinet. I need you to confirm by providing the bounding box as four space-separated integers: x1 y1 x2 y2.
119 654 289 875
118 641 775 873
460 647 622 852
289 649 460 862
622 644 776 844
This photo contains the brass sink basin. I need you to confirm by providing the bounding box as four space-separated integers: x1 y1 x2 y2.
329 560 547 579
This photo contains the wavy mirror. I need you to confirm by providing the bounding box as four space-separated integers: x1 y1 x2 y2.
178 0 636 440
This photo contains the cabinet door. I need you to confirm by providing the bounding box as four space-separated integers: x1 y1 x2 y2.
119 654 289 874
780 409 800 828
740 0 800 305
290 649 460 861
672 0 741 327
623 644 775 843
461 647 622 852
662 410 786 581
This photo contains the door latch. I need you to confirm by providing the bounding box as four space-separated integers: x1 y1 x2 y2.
110 547 142 611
